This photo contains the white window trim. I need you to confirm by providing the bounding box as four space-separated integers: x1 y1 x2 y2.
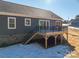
8 17 16 29
39 20 50 30
25 18 31 26
39 20 50 26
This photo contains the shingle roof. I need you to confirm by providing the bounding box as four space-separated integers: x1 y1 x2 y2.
0 0 63 20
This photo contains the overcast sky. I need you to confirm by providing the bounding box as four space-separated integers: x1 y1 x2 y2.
3 0 79 20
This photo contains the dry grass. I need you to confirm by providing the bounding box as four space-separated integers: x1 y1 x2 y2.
65 28 79 58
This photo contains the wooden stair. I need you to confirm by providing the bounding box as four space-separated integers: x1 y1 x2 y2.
22 32 39 44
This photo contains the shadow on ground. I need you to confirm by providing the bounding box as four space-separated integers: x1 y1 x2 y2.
0 35 75 58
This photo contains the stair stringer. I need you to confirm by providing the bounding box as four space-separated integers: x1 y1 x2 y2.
25 32 39 44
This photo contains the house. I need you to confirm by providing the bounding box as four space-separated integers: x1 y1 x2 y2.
0 1 68 48
71 15 79 27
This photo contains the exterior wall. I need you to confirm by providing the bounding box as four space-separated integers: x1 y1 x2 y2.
0 15 62 47
0 15 38 35
0 15 62 35
0 15 39 46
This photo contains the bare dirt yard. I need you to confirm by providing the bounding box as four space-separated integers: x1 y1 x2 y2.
65 27 79 58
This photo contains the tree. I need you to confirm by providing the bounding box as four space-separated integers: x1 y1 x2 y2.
75 15 79 19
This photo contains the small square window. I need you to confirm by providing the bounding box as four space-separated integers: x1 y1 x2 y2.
25 18 31 26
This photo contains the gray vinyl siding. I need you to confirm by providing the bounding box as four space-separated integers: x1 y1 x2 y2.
0 15 38 35
0 15 62 35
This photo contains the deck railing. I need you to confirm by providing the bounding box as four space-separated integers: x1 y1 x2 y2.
39 26 68 32
27 25 68 33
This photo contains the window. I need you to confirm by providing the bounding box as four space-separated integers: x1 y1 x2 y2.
25 18 31 26
55 21 61 26
51 20 55 26
8 17 16 29
39 20 50 31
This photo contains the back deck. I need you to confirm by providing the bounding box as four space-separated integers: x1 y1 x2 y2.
24 26 68 48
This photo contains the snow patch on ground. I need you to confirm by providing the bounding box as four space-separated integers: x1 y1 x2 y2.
0 43 71 58
69 26 79 30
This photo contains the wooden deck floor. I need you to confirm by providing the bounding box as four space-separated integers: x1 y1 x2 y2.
40 31 68 37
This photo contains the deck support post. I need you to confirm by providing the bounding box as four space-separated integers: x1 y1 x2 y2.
55 35 57 45
65 32 68 41
45 37 48 48
67 33 68 41
45 35 48 48
61 34 63 44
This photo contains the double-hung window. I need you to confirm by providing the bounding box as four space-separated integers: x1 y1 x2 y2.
8 17 16 29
